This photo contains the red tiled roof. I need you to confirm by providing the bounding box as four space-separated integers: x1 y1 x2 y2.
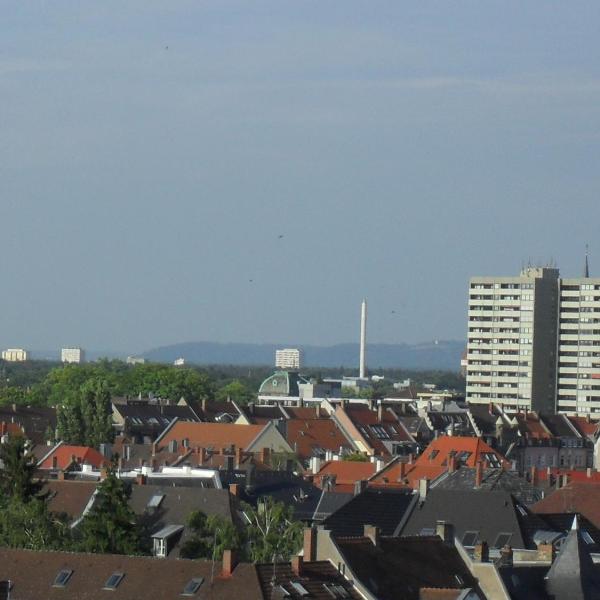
568 416 600 438
532 482 600 528
38 445 108 470
285 419 353 461
156 422 266 452
313 460 377 489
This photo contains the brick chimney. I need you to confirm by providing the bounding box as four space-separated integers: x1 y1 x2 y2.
229 483 240 497
291 555 303 576
475 461 483 488
530 466 538 486
52 455 58 470
398 461 407 480
474 541 489 562
448 455 457 473
236 447 244 468
303 527 316 562
364 524 380 547
222 549 237 577
136 473 147 485
537 542 555 562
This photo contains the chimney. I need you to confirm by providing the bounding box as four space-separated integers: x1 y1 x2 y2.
499 545 513 567
52 455 58 470
537 542 555 562
408 453 414 464
562 474 569 487
136 473 147 485
587 467 592 479
57 469 65 481
475 461 483 487
226 455 235 471
354 479 367 496
419 478 430 499
474 541 489 562
100 467 108 480
310 456 322 475
448 455 457 473
377 403 383 422
530 466 538 486
201 398 207 413
229 483 240 497
236 447 244 468
363 524 380 546
398 461 407 481
315 404 320 418
303 527 316 562
291 555 303 576
436 521 454 545
222 549 237 577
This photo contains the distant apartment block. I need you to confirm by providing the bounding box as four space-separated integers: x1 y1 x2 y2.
466 265 600 416
126 356 146 365
275 348 302 370
61 347 85 364
1 348 29 362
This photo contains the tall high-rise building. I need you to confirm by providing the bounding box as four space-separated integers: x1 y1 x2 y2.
275 348 302 370
61 347 85 364
466 263 600 415
1 348 29 362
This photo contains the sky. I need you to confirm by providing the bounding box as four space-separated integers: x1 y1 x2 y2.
1 1 600 354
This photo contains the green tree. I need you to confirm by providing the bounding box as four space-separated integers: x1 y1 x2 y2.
0 436 42 502
215 379 254 405
77 462 140 555
179 511 242 560
80 379 114 447
242 498 303 563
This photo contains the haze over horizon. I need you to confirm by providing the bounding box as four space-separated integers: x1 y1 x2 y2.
2 2 600 353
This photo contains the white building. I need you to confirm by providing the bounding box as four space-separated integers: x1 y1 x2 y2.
466 263 600 416
61 347 85 364
1 348 29 362
126 356 146 365
275 348 302 370
174 357 185 366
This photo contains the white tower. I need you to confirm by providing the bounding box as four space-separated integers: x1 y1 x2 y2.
359 299 367 379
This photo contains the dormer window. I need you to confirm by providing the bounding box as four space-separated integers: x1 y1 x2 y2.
53 570 73 588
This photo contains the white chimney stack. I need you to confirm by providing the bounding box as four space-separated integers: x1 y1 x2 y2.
360 299 367 379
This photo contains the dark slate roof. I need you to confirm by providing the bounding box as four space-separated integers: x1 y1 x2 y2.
546 518 600 600
499 565 550 600
256 560 362 600
401 489 531 549
536 513 600 553
130 485 234 557
335 536 479 600
322 488 416 538
542 414 579 438
426 412 475 437
312 491 354 522
0 405 56 446
433 467 544 505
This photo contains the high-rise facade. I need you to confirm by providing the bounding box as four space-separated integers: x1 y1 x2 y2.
466 265 600 415
61 347 85 364
556 278 600 414
275 348 302 370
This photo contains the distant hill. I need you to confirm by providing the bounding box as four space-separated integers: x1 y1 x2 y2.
141 340 465 371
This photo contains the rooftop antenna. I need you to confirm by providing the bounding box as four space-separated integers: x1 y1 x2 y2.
584 244 590 278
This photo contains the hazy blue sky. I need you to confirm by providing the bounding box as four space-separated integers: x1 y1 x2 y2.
2 2 600 353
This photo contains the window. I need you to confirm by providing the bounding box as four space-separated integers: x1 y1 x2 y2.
581 531 595 545
462 531 479 547
290 582 310 596
147 494 165 509
323 583 350 598
53 570 73 588
494 533 512 548
182 577 205 596
103 572 125 590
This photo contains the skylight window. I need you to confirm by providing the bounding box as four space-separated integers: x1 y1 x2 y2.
462 531 479 547
103 572 125 590
494 533 512 548
290 581 310 596
582 530 595 545
182 577 204 596
53 569 73 588
324 583 350 598
147 494 165 509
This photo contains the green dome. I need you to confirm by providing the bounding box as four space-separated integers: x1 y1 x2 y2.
258 370 309 396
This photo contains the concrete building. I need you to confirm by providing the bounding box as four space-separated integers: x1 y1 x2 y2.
466 266 560 413
467 263 600 416
61 347 85 364
1 348 29 362
275 348 302 370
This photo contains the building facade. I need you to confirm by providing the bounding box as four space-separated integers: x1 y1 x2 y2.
1 348 29 362
467 266 600 416
61 347 85 364
275 348 302 370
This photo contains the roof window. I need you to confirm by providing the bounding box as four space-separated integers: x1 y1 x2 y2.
582 530 595 545
290 581 310 596
462 531 479 547
103 572 125 590
494 533 512 548
182 577 204 596
147 494 165 509
324 583 350 598
53 569 73 588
